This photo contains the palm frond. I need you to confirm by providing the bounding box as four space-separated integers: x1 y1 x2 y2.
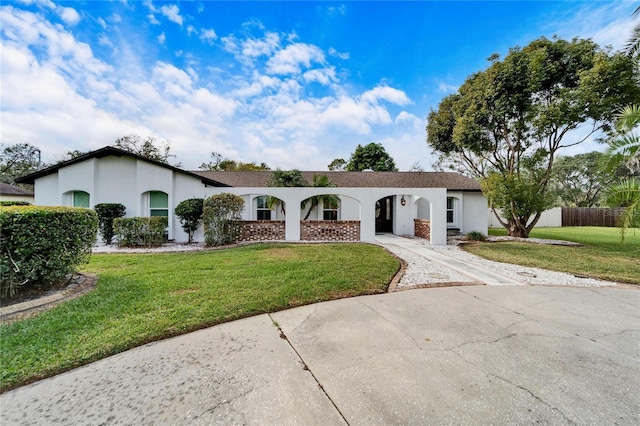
615 105 640 132
626 24 640 58
604 177 640 243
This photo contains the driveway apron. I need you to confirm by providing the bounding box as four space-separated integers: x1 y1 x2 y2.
2 286 639 425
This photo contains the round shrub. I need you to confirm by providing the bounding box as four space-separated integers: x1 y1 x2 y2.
0 206 98 298
94 203 126 244
175 198 204 244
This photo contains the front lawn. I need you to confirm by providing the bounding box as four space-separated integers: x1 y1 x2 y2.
462 227 639 284
0 243 400 392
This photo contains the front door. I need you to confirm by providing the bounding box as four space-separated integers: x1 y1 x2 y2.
375 196 393 233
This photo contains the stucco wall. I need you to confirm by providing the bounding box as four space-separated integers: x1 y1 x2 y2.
488 207 562 228
460 192 488 234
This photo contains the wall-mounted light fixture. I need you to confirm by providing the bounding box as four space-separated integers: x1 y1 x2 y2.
400 195 406 206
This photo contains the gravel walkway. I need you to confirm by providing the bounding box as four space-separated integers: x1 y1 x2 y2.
380 236 618 288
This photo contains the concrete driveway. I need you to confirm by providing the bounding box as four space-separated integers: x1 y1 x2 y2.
2 286 639 425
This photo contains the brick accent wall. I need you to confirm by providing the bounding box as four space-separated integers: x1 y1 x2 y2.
414 219 431 240
240 221 285 242
300 221 360 241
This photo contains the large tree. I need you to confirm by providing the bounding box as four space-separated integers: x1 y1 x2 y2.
345 143 398 171
0 143 43 185
551 152 628 207
114 134 178 165
199 152 270 171
427 37 640 237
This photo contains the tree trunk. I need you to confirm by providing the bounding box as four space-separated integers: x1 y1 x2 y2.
506 219 529 238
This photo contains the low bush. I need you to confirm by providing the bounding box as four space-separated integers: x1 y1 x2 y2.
113 216 168 247
94 203 126 244
175 198 204 244
0 206 97 298
0 201 31 206
465 231 486 241
203 193 245 246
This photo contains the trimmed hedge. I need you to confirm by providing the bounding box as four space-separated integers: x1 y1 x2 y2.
94 203 126 244
0 206 98 298
113 216 168 247
0 201 31 206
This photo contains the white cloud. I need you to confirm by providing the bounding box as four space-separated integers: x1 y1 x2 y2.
187 25 197 36
361 86 411 106
436 81 458 94
395 111 423 129
242 32 281 58
160 4 183 26
58 6 80 25
200 28 217 44
303 67 337 85
148 13 160 25
328 47 349 60
266 43 325 74
157 32 165 45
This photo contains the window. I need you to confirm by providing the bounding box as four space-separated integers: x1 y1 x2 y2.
322 200 339 221
149 191 168 217
256 196 271 220
446 197 455 224
73 191 90 208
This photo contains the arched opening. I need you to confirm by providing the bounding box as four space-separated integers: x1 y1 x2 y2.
300 194 340 221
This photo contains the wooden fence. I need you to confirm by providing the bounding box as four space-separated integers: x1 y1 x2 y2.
561 207 624 227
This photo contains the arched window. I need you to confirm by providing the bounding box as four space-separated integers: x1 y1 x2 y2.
149 191 168 217
72 191 90 208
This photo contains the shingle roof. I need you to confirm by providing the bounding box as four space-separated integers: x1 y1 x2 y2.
193 171 481 191
0 182 34 196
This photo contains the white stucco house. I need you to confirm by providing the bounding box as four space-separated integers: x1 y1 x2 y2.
15 146 487 245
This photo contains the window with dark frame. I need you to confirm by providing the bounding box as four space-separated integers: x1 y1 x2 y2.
256 196 271 220
446 197 455 224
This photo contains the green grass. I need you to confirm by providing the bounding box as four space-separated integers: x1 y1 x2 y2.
0 243 400 392
463 227 639 284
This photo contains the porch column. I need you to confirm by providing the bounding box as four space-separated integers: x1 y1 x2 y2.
284 196 301 241
360 198 376 242
430 192 447 245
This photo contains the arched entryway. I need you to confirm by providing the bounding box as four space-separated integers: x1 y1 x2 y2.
375 196 394 233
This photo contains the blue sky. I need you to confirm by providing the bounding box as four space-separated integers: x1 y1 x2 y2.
0 1 636 171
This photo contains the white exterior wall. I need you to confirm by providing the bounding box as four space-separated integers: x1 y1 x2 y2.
488 207 562 228
33 174 59 205
393 194 416 236
95 157 138 213
460 192 488 234
58 159 97 206
339 196 360 220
